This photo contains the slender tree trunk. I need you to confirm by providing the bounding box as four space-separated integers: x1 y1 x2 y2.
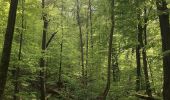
156 0 170 100
0 0 19 99
136 12 142 92
58 33 63 89
40 0 48 99
142 7 152 97
13 0 25 100
88 1 93 97
76 0 85 84
142 50 152 96
89 0 93 66
136 45 141 92
85 0 90 86
58 0 64 89
99 0 115 99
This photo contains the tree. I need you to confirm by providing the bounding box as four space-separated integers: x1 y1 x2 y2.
58 0 64 89
98 0 115 99
142 7 152 97
0 0 19 99
76 0 85 84
136 9 143 92
39 0 48 99
13 0 25 99
156 0 170 100
0 0 168 99
89 0 93 67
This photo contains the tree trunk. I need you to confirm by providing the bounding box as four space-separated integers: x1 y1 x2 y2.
13 0 25 100
100 0 115 99
89 0 93 66
85 0 90 86
58 0 64 89
136 12 142 92
76 0 85 84
40 0 48 99
156 0 170 100
142 7 152 97
0 0 19 99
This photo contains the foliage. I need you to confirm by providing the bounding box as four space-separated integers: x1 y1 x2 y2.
0 0 165 99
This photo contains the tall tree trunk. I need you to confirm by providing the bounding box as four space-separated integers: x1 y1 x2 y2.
40 0 48 99
156 0 170 100
85 0 90 86
89 0 93 66
136 45 141 92
0 0 19 99
142 45 152 97
58 0 64 89
13 0 25 100
142 7 152 97
76 0 85 84
136 12 142 92
99 0 115 99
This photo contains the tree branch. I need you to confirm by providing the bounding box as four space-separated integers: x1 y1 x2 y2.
46 32 57 49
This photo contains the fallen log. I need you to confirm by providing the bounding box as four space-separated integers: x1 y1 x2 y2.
135 93 160 100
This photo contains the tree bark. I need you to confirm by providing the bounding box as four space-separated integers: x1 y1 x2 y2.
156 0 170 100
85 0 90 86
58 0 64 89
13 0 25 100
76 0 85 84
89 0 93 66
40 0 48 99
0 0 19 99
142 7 152 97
46 32 57 48
100 0 115 99
136 12 142 92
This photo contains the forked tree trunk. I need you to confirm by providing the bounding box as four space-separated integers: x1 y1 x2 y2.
0 0 19 99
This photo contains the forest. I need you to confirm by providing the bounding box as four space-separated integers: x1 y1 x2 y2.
0 0 170 100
